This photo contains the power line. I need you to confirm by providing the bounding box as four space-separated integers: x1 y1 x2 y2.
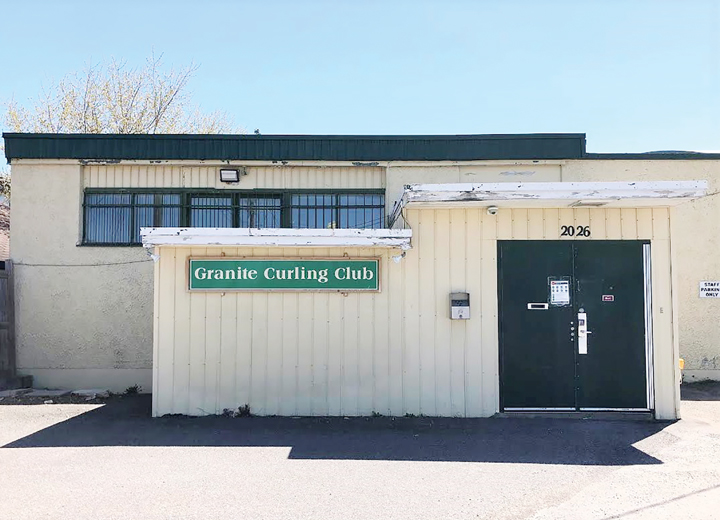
15 259 153 267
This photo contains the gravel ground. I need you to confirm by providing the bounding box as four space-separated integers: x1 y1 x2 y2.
0 383 718 520
0 394 114 405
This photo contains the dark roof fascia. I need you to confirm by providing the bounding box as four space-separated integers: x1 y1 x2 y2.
2 132 587 162
2 132 586 142
584 152 720 160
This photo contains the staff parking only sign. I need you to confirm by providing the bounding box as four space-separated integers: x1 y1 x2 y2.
189 258 380 292
699 281 720 298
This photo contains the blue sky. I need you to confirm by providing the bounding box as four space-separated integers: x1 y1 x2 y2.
1 0 718 152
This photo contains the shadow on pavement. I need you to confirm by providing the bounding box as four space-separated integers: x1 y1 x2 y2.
2 395 670 465
681 381 720 401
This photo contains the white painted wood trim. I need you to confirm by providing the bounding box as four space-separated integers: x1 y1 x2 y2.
402 180 708 206
141 227 413 249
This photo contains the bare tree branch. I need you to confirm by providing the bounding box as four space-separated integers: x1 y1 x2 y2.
3 53 240 135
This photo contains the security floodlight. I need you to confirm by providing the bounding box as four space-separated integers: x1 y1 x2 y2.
219 169 240 183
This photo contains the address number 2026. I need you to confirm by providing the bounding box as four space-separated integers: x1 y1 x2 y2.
560 225 591 237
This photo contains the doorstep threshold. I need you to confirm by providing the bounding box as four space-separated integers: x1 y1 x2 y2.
496 411 655 421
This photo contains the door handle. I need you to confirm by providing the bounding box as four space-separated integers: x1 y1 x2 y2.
578 312 589 354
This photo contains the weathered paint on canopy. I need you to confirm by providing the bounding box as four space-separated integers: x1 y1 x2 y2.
401 181 708 206
141 228 413 250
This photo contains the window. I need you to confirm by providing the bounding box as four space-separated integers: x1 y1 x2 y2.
238 194 282 228
190 195 233 227
82 190 385 245
291 193 384 229
84 193 181 245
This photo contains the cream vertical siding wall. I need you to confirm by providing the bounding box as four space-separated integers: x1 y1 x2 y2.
152 213 498 418
152 249 477 417
11 161 384 392
84 164 386 190
153 207 678 419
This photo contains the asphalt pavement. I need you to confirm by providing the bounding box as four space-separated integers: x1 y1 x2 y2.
1 383 719 520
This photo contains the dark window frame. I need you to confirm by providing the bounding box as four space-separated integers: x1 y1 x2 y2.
81 188 386 246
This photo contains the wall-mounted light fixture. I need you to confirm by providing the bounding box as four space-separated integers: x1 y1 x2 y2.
219 168 241 183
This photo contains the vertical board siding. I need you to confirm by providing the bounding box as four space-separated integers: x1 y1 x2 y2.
448 211 467 417
153 207 674 417
172 247 191 414
465 210 485 416
84 165 386 189
219 247 239 410
418 210 436 415
356 248 376 415
373 248 391 415
651 238 675 420
434 210 452 416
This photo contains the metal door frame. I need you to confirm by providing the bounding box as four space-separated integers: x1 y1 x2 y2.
643 242 655 410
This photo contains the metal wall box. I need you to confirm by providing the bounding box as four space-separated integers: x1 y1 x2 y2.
450 292 470 320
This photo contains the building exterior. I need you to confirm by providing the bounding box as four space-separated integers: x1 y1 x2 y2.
3 133 719 420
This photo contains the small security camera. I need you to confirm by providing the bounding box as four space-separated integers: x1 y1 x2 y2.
487 206 499 216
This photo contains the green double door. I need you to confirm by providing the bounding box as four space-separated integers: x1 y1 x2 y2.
498 241 651 411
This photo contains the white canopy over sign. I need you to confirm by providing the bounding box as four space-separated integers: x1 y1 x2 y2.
141 227 413 250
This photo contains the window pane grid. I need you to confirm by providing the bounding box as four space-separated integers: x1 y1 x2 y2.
190 196 233 227
290 193 384 229
238 195 282 228
84 193 183 245
83 190 385 244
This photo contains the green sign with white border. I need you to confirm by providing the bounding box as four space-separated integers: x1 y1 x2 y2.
189 258 380 291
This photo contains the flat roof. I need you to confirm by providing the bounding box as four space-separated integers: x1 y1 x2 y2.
4 133 720 162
